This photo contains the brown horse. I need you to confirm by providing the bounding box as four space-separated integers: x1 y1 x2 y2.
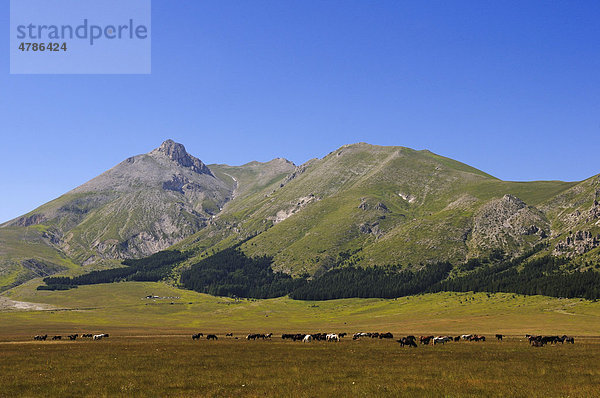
420 335 434 345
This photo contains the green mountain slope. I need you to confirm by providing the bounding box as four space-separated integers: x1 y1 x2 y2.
179 143 582 276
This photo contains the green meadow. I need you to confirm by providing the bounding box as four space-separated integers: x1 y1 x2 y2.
2 281 600 336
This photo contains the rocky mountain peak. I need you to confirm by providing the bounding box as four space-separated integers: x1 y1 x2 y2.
152 140 213 176
502 194 526 209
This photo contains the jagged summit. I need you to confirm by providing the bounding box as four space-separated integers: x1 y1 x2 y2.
151 139 213 176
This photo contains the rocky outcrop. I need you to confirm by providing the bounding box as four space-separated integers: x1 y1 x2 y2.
13 214 46 227
469 194 549 254
281 163 310 187
359 222 381 237
21 259 65 278
358 199 389 212
153 139 213 176
587 200 600 222
161 174 209 195
270 195 318 224
554 230 600 256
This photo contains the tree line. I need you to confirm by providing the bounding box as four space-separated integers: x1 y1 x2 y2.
39 250 188 290
430 254 600 300
180 246 306 299
289 262 452 300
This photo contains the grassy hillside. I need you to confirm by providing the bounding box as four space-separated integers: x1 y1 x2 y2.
0 226 79 292
181 144 578 274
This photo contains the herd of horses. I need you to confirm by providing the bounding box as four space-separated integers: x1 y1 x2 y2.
526 334 575 346
33 333 109 341
188 331 576 348
32 331 575 347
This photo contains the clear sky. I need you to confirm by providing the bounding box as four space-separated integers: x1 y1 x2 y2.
1 1 599 223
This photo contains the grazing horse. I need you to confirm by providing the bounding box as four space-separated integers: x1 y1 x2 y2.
206 334 218 340
541 336 558 345
68 334 78 340
469 335 485 342
461 334 472 340
561 335 574 344
433 336 451 345
52 336 62 340
495 334 503 341
420 335 434 345
397 336 417 347
192 333 202 340
34 334 48 341
353 332 372 340
326 333 340 342
247 333 267 340
302 335 312 343
226 333 233 337
93 334 104 340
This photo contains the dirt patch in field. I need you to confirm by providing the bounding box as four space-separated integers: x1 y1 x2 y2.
0 296 56 311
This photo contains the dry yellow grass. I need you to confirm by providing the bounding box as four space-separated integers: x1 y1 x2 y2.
0 336 599 397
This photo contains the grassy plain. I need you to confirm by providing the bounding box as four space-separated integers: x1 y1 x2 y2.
2 282 600 396
1 336 599 397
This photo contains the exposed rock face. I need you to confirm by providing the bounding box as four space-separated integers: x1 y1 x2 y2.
359 222 381 237
358 199 369 210
151 140 213 176
554 230 600 256
398 192 416 203
21 259 65 278
469 194 549 254
358 199 389 212
13 214 46 227
588 200 600 222
278 159 314 189
375 202 389 213
270 195 318 224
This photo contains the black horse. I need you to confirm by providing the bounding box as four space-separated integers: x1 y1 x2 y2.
206 334 218 340
397 336 417 347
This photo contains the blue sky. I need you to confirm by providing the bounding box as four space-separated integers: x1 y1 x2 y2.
1 0 599 223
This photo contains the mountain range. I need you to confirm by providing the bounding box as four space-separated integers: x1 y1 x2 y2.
1 140 599 292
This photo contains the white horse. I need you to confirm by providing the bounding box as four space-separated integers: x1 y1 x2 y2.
434 336 451 345
302 334 312 343
326 333 340 342
461 334 472 340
